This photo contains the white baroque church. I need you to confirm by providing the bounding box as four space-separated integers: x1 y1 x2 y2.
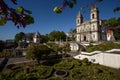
71 5 115 52
76 5 102 42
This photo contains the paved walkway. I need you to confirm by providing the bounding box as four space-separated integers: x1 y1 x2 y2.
7 57 33 65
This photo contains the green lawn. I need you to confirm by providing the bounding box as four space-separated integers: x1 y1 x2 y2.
86 42 120 52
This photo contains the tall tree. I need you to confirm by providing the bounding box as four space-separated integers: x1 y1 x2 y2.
25 33 34 42
48 30 66 41
102 17 120 40
26 43 51 63
40 34 49 43
103 18 118 27
14 32 25 42
46 43 62 54
62 42 71 53
113 18 120 40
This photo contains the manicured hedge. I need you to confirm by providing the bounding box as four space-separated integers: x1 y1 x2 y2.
35 65 53 79
48 77 60 80
4 65 53 80
7 68 24 80
54 59 74 70
82 58 91 66
0 58 118 80
70 64 117 80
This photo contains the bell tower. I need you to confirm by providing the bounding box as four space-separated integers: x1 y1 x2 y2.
33 32 40 43
90 5 99 22
76 11 83 27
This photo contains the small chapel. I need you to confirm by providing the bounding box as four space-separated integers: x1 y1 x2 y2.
33 32 41 43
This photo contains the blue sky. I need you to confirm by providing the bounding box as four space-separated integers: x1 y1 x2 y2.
0 0 120 41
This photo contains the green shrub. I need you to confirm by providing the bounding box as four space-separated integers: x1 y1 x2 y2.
0 58 118 80
25 74 37 80
24 66 30 74
70 64 117 80
72 59 82 67
0 74 7 80
8 68 23 78
86 42 120 52
54 59 74 70
54 62 73 70
5 65 53 80
46 43 61 53
48 77 60 80
93 67 103 74
82 58 88 63
36 65 53 79
70 68 82 80
82 58 91 66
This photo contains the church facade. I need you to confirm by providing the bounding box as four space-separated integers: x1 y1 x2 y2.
76 5 102 42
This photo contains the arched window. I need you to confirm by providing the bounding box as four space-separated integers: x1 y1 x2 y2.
77 19 79 23
92 14 95 19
